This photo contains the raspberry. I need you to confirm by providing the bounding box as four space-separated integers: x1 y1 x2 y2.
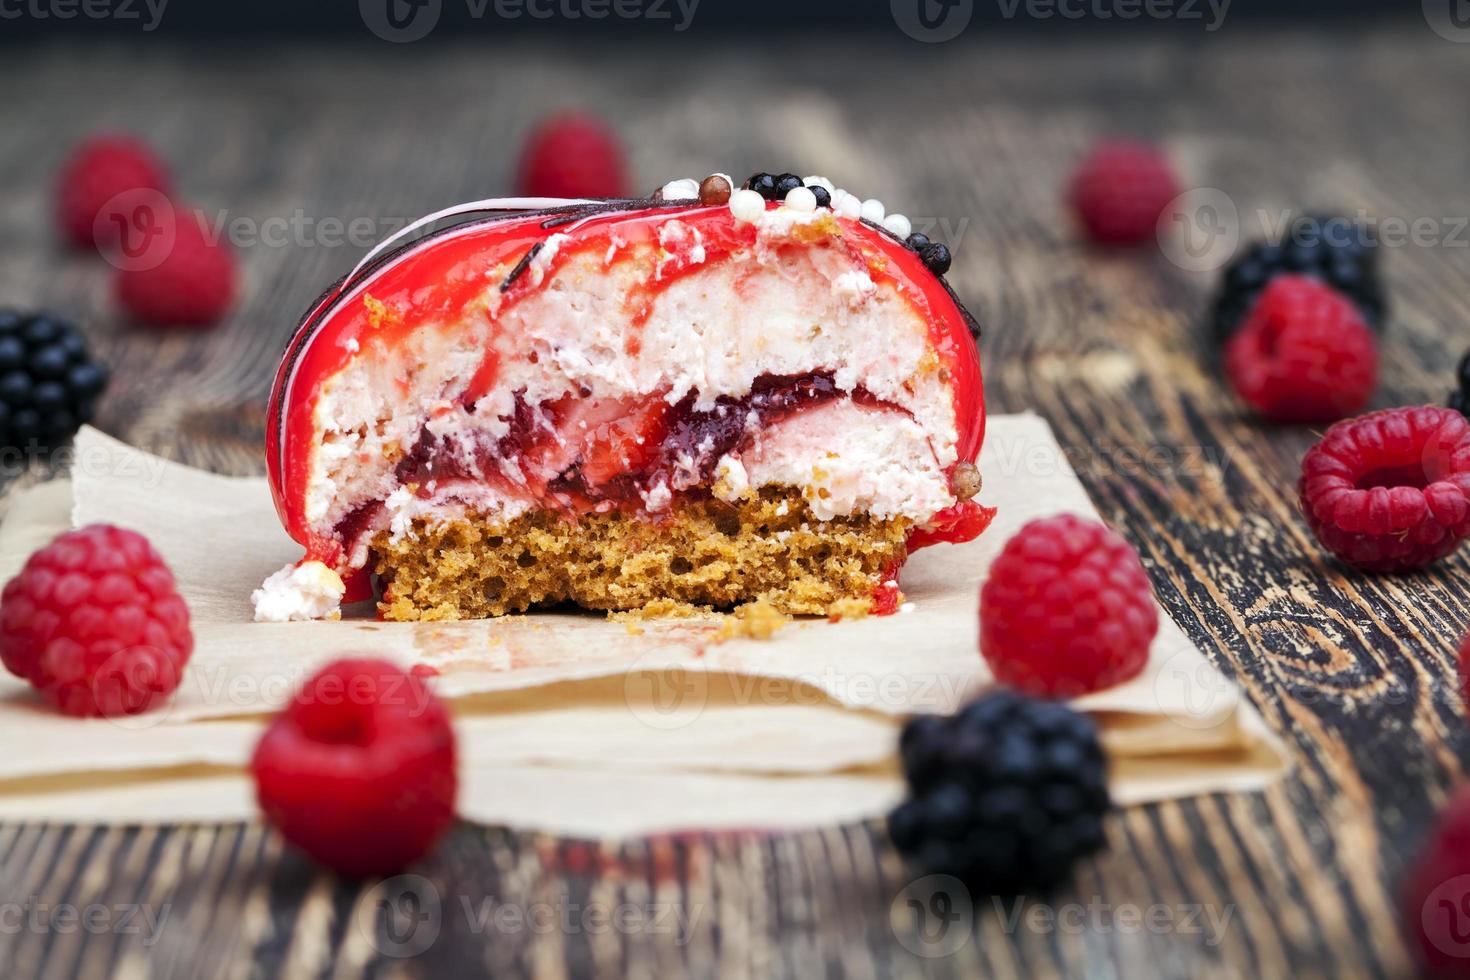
1298 406 1470 573
1224 275 1378 424
251 658 457 876
1401 785 1470 976
114 209 237 327
888 690 1110 895
1068 139 1180 245
0 525 191 717
516 112 628 199
55 134 171 250
1212 213 1386 344
979 514 1158 697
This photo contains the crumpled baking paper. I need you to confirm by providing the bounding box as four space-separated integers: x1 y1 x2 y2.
0 419 1286 836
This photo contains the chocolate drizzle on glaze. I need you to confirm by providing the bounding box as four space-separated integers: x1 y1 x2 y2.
500 242 544 292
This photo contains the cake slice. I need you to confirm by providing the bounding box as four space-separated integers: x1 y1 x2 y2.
255 173 990 622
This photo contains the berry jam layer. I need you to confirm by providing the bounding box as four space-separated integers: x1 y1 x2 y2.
395 371 844 509
332 374 952 571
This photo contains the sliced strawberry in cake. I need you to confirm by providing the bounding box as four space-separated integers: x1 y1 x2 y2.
254 174 991 622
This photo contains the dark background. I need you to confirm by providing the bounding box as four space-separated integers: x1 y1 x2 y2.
0 0 1410 38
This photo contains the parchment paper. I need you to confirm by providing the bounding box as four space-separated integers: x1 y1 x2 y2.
0 419 1287 836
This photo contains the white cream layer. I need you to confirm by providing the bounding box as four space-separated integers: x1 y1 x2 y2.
301 220 961 558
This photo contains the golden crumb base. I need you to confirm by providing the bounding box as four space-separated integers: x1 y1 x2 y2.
372 488 910 621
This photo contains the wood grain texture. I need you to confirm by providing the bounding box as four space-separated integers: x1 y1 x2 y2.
1 23 1467 978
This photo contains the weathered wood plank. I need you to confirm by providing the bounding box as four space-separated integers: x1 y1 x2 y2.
2 25 1468 978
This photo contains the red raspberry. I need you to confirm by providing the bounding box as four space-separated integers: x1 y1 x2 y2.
0 525 191 717
251 658 457 877
1401 785 1470 976
1298 406 1470 573
56 134 172 250
516 112 629 199
1069 139 1180 245
979 514 1158 697
114 208 237 327
1225 275 1378 424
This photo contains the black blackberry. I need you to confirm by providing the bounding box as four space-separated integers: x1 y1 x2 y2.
0 311 108 453
745 173 779 201
1451 350 1470 417
1211 213 1386 344
887 690 1110 895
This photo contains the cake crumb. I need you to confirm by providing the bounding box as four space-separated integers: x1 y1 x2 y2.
717 599 791 641
609 599 714 635
826 597 872 623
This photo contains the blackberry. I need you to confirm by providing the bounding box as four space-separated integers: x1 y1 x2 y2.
887 690 1110 895
1211 213 1386 344
1451 349 1470 417
0 312 108 453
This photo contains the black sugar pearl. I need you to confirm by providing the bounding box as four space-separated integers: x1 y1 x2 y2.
747 173 779 200
775 173 803 197
905 232 931 252
810 186 831 209
920 242 952 276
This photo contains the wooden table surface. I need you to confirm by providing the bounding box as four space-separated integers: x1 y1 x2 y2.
1 22 1467 979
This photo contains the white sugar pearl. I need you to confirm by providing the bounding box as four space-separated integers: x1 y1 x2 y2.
729 188 766 223
832 191 862 220
883 213 912 238
860 198 886 223
803 175 835 194
659 178 700 200
784 186 817 212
